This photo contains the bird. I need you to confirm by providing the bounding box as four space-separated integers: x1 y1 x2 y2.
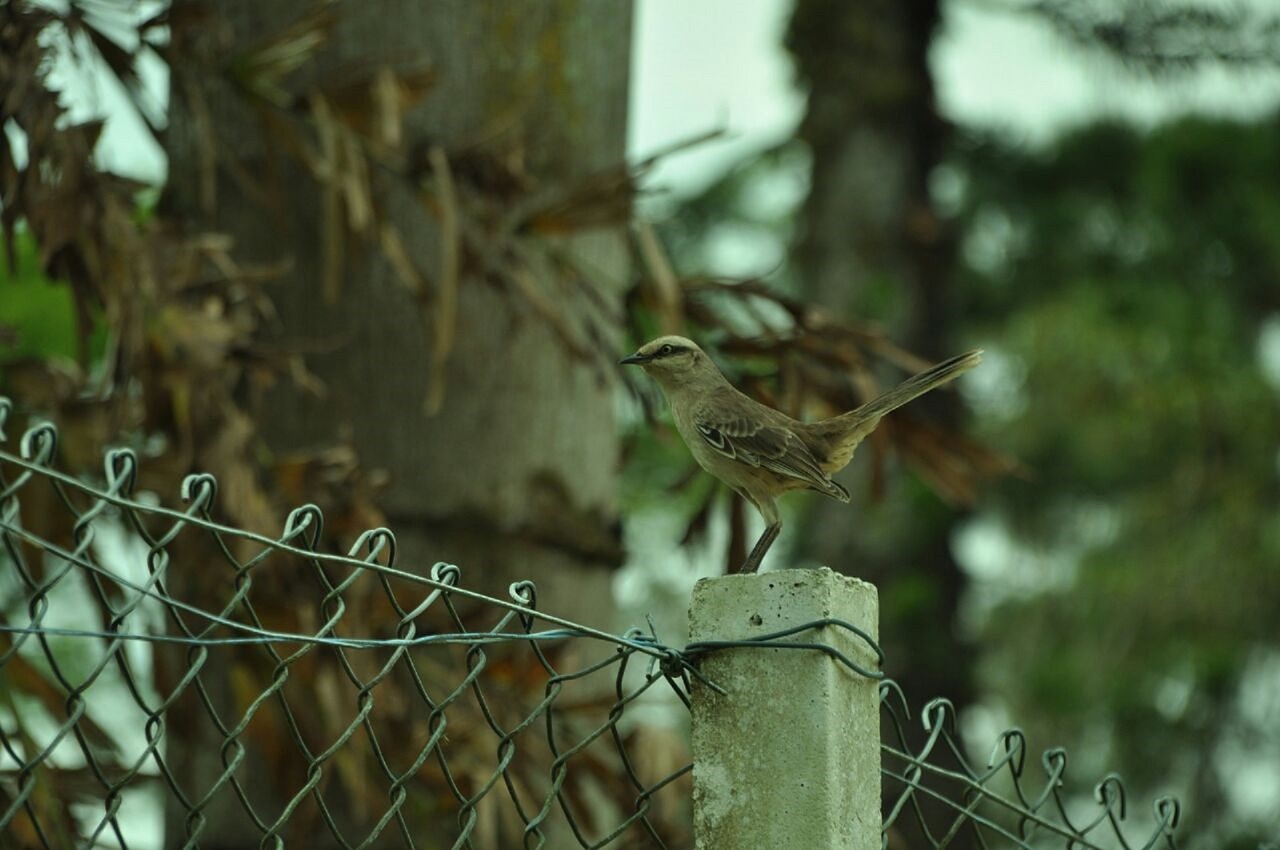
621 336 982 574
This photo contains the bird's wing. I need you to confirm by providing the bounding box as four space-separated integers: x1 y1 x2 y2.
694 414 850 501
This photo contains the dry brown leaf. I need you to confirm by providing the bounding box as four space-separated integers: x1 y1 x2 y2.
310 95 346 304
151 303 240 371
323 64 438 150
340 124 373 234
515 128 724 234
378 221 427 296
371 66 406 149
424 146 460 415
231 7 335 109
633 222 684 335
509 266 591 360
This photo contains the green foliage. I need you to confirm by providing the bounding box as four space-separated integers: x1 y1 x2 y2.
618 413 715 514
642 112 1280 844
1029 0 1280 72
653 141 808 293
0 226 109 383
951 117 1280 835
0 228 82 363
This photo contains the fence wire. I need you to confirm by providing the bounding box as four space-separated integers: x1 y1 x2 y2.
878 680 1180 849
0 400 1181 849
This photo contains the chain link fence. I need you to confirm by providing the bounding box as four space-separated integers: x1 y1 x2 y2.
879 680 1181 849
0 400 1181 849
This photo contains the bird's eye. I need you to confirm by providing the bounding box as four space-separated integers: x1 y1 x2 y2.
659 344 674 356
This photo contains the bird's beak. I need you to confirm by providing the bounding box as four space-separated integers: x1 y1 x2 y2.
619 352 649 366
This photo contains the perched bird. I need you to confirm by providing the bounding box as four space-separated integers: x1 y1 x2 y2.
621 336 982 573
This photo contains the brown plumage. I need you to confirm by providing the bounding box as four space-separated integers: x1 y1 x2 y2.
622 337 982 573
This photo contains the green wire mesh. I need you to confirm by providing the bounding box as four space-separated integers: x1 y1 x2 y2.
879 680 1181 849
0 399 1181 849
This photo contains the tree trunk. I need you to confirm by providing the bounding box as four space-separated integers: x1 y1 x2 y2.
162 2 631 846
786 0 975 843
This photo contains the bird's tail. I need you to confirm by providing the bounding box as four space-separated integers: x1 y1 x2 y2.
814 349 983 471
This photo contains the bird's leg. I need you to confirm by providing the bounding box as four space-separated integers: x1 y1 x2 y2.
737 521 781 574
734 495 781 574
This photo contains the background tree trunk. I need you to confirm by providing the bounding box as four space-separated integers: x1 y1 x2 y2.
162 2 632 846
786 0 976 843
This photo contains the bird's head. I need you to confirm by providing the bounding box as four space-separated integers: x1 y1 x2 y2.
620 335 720 391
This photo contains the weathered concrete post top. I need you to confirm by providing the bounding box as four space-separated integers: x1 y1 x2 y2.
689 566 880 850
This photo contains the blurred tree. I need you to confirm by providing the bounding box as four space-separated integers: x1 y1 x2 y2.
951 117 1280 848
623 2 1280 845
1021 0 1280 71
785 0 981 816
157 2 633 846
8 0 988 843
4 0 638 845
163 0 631 614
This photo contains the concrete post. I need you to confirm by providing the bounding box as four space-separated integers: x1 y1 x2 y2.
690 567 880 850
